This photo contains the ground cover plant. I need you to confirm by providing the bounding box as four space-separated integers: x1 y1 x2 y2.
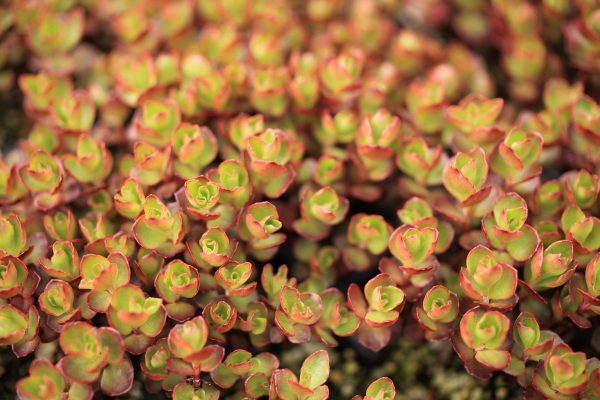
1 0 600 399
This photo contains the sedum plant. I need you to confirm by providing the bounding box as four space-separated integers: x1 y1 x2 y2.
2 0 600 399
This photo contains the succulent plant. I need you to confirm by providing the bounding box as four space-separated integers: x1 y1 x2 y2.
2 1 600 399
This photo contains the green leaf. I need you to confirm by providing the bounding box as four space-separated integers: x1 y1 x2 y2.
17 359 66 400
144 297 163 315
100 358 134 396
244 372 270 399
475 349 511 370
365 377 396 400
506 225 539 262
273 369 299 400
0 305 28 345
299 350 330 390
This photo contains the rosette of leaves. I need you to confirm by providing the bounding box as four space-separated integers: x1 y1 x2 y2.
347 274 405 351
396 136 446 186
570 96 600 164
503 37 546 101
566 8 600 72
250 67 288 117
39 279 79 329
129 141 171 186
214 261 257 299
531 179 564 216
534 220 563 246
133 99 180 148
0 214 26 257
561 205 600 256
0 255 29 299
402 18 435 58
228 113 265 151
25 8 84 56
140 339 181 390
351 377 396 400
78 213 115 245
271 350 330 400
184 54 231 112
295 186 349 241
397 197 455 254
78 252 130 313
0 304 40 357
51 90 96 136
459 245 518 309
289 52 319 110
178 176 220 220
249 30 286 67
406 79 446 134
388 224 438 287
171 123 218 179
43 209 78 241
114 178 145 219
260 264 295 307
354 109 400 181
155 260 200 321
319 50 364 104
313 153 345 188
482 192 540 262
208 160 252 209
109 52 158 106
506 312 555 378
415 285 459 340
19 73 72 114
442 146 493 212
314 288 360 347
133 248 164 292
275 285 322 344
132 195 185 256
490 128 543 193
0 158 28 204
376 260 429 304
19 150 64 209
554 267 600 328
167 316 225 382
305 245 339 288
560 169 600 210
107 284 166 354
17 358 93 400
532 343 589 399
189 228 237 268
447 96 505 151
349 274 405 329
238 201 285 259
315 110 358 146
237 301 269 349
452 308 512 378
203 300 238 341
347 213 392 255
524 240 575 291
110 6 150 44
62 134 113 183
104 233 135 258
57 322 134 396
211 349 279 398
87 190 113 217
39 241 79 281
245 129 296 198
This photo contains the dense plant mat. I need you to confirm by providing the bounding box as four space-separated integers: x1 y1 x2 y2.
1 0 600 399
